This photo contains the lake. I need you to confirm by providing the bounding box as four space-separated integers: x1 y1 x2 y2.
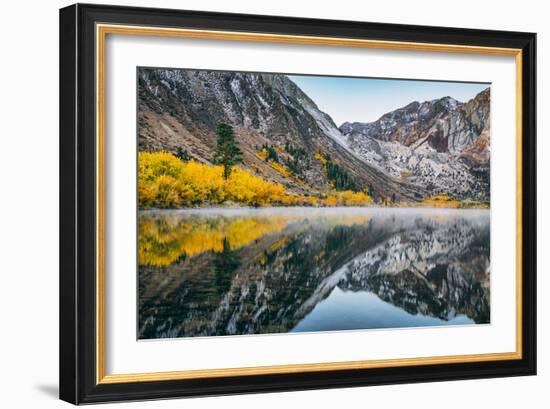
138 207 490 339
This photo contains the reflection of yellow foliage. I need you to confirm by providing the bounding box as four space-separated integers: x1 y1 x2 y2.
329 215 370 227
138 211 373 267
138 214 290 266
257 253 267 266
268 237 289 253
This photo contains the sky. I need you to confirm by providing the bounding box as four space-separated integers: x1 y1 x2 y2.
288 75 489 126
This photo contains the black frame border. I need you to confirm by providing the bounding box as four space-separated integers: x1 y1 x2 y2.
59 3 536 404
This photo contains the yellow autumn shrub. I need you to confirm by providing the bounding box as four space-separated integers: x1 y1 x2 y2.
314 152 327 166
322 195 338 207
150 175 185 208
270 161 292 178
225 167 288 206
138 214 290 266
138 151 185 182
177 160 226 204
138 152 293 208
323 190 373 206
138 152 375 209
419 195 461 208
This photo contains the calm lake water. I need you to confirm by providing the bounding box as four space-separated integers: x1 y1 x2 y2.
138 207 490 339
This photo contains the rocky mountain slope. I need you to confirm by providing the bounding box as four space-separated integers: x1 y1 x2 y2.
138 68 490 203
340 89 490 201
138 68 426 202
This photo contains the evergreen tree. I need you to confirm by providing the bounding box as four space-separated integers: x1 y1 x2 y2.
174 147 190 161
213 124 242 179
261 144 279 162
213 238 241 295
326 160 358 191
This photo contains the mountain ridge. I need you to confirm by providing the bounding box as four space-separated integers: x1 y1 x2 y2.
339 88 490 201
138 68 489 204
138 68 427 202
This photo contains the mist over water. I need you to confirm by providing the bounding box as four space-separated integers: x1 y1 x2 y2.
138 207 490 339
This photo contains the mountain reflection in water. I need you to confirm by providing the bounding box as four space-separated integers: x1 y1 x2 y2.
138 208 490 339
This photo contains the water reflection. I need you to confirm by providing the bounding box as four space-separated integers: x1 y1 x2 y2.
138 208 490 339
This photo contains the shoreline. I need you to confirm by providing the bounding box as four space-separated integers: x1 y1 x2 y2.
139 206 491 216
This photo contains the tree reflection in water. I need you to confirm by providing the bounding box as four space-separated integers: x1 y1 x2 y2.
138 208 490 339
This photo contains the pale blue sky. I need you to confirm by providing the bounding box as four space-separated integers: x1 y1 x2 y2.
288 75 489 126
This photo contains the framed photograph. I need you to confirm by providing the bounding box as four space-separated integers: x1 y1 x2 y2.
59 3 536 404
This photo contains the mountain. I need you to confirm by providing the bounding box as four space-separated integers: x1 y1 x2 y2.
138 68 490 203
138 68 427 202
340 89 490 201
